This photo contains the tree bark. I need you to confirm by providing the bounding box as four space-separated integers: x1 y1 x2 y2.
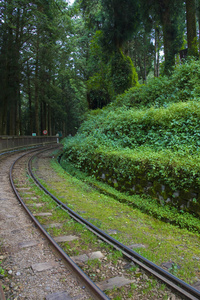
162 2 175 73
27 61 33 135
35 31 40 136
48 105 52 136
186 0 198 56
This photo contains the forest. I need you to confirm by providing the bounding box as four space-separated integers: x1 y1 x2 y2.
0 0 199 136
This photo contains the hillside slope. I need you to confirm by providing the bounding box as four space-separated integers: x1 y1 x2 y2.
61 59 200 217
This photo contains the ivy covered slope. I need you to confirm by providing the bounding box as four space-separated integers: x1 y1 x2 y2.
61 59 200 218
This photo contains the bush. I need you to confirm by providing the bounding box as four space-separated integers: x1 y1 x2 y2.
61 59 200 215
78 101 200 154
113 58 200 108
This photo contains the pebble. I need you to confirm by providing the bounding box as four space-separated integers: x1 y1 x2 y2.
10 282 15 288
143 274 148 280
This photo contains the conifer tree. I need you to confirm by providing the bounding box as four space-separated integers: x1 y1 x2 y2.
186 0 198 57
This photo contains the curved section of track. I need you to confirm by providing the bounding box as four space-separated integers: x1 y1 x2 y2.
1 146 90 299
8 147 200 300
9 147 109 300
29 149 200 300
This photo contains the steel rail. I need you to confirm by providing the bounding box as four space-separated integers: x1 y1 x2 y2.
0 144 53 156
9 149 109 300
28 150 200 300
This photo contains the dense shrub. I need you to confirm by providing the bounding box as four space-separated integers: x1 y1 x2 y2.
77 101 200 154
113 58 200 108
62 137 200 215
61 59 200 215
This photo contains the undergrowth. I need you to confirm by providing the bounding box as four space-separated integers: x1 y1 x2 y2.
60 159 200 234
113 58 200 108
61 58 200 221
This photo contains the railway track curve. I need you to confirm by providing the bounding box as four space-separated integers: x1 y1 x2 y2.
1 146 200 299
0 146 97 300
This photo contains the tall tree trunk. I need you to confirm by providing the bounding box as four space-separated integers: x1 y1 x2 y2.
198 0 200 55
199 7 200 55
186 0 198 56
42 100 48 133
162 2 175 74
63 121 66 137
154 26 160 77
19 93 22 135
1 100 8 135
154 27 157 77
157 47 160 77
27 61 33 135
45 103 48 133
48 105 52 136
35 32 40 136
143 55 146 82
0 43 8 135
9 106 15 135
14 7 21 136
9 6 21 136
40 101 44 134
14 56 21 135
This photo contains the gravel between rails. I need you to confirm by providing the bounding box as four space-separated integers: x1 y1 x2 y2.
0 151 94 300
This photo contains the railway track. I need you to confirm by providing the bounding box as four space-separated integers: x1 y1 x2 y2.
2 146 200 299
0 146 95 300
11 147 108 299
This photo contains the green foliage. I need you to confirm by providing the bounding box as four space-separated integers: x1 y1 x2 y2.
155 0 185 73
61 59 200 214
100 0 141 50
187 37 199 57
60 157 200 233
124 27 155 82
73 98 200 155
86 32 138 108
0 261 5 277
109 50 138 96
114 59 200 108
62 132 200 196
86 31 111 109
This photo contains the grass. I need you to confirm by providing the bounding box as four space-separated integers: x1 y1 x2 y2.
41 152 200 286
60 159 200 234
16 149 200 294
107 251 123 265
0 261 5 277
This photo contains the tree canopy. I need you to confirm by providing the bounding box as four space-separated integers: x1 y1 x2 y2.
0 0 199 135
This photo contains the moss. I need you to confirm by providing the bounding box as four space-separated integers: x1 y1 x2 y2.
62 139 200 214
109 49 138 96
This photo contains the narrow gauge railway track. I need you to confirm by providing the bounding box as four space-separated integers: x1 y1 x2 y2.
0 146 77 300
9 147 108 300
0 146 94 300
0 147 33 163
30 150 200 300
9 148 200 300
